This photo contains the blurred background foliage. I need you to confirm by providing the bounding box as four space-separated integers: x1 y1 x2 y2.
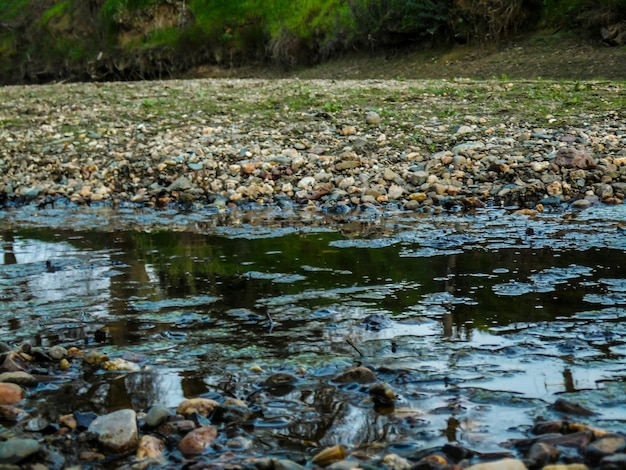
0 0 624 82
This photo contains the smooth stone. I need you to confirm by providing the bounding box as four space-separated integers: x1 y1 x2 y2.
551 398 596 416
542 465 588 470
297 176 316 189
167 176 192 191
0 371 37 387
144 403 170 428
452 141 485 153
311 444 347 466
571 199 592 209
327 460 363 470
0 438 41 464
455 125 473 134
369 382 396 406
382 453 411 470
466 458 528 470
176 398 220 417
600 453 626 468
164 419 196 434
0 404 26 421
365 111 381 125
74 410 98 430
538 430 594 449
586 435 626 464
136 435 165 460
553 147 596 169
526 441 560 467
88 409 138 453
332 366 376 384
335 160 360 170
0 383 24 404
48 345 67 360
178 425 218 455
273 459 307 470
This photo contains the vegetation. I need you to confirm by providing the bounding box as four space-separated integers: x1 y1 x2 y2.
0 0 624 83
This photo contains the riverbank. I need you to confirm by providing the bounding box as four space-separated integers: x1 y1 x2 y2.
1 79 625 217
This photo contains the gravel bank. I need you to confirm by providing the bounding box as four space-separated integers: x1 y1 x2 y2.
1 79 625 215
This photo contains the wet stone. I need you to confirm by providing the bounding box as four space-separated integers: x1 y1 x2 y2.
369 382 397 406
48 345 67 360
0 438 41 465
525 441 560 467
333 366 377 384
136 434 165 460
178 425 218 455
272 459 307 470
144 403 171 428
176 397 219 417
382 453 412 470
0 382 24 404
311 444 347 466
0 404 26 421
585 435 626 465
88 409 138 453
551 398 596 417
0 371 37 387
600 453 626 469
538 430 594 450
74 410 98 430
465 458 528 470
162 418 196 434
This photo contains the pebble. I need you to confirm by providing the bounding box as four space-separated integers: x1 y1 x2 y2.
176 397 220 417
0 438 41 465
332 366 377 384
88 409 138 453
144 403 171 427
0 382 24 404
311 444 347 466
136 434 165 460
0 371 37 387
466 458 528 470
365 111 381 125
2 77 621 217
178 425 218 455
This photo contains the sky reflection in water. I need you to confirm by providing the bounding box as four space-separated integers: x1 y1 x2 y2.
1 206 626 453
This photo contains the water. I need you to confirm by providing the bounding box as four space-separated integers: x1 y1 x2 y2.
1 204 626 461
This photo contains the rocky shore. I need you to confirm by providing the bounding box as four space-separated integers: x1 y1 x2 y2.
0 79 625 216
3 340 626 469
1 78 626 468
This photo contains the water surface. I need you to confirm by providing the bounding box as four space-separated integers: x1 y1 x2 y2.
1 204 626 459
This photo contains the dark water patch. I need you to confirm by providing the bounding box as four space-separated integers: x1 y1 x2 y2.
1 206 626 466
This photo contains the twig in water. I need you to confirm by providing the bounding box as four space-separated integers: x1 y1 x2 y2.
346 338 364 358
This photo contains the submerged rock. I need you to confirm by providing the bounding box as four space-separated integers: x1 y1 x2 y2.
311 444 347 466
333 366 376 384
551 398 596 416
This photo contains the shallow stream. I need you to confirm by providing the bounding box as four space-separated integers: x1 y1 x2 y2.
1 204 626 463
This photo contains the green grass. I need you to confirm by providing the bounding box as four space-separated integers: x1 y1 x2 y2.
40 1 70 25
0 0 30 20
